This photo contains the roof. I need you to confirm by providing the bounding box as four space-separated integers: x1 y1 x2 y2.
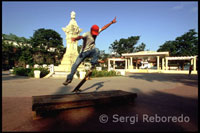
107 58 126 61
122 51 169 57
165 56 198 60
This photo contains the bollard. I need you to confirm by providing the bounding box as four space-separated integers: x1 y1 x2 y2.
43 64 47 68
79 71 86 79
120 70 125 76
34 70 41 78
26 65 30 68
9 69 14 76
34 64 39 68
96 67 102 71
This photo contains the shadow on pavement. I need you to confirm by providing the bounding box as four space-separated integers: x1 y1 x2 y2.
2 75 31 81
34 88 198 132
53 85 73 95
53 80 109 94
2 71 198 132
127 73 198 87
2 86 197 132
2 71 32 81
81 81 109 92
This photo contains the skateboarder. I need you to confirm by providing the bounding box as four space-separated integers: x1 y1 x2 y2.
63 17 117 86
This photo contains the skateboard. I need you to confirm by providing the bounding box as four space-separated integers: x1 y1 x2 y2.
72 69 93 93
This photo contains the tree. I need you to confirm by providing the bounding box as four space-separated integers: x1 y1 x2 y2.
109 36 140 56
2 31 65 67
157 29 198 56
18 45 33 67
54 45 65 65
2 33 18 41
30 28 64 64
109 36 147 56
2 34 33 68
99 50 111 67
2 33 31 46
31 28 63 50
157 41 177 56
157 29 198 70
134 42 146 52
2 41 16 69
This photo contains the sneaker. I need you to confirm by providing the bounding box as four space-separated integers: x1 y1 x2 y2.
63 79 72 86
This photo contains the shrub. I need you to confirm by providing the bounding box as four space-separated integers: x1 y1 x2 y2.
90 70 118 78
38 67 50 78
13 67 32 76
13 67 49 78
28 68 35 77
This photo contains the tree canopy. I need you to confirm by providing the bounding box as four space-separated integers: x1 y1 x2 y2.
157 29 198 56
2 28 65 68
109 36 146 56
31 28 63 50
2 33 31 46
134 42 146 52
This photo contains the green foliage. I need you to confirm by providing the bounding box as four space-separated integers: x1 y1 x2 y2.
31 28 63 49
2 33 17 41
2 41 12 61
30 28 65 64
109 36 146 56
2 40 17 69
13 67 49 78
134 42 146 52
2 29 65 68
2 34 33 69
157 41 177 55
157 29 198 70
13 67 32 76
157 29 198 56
2 33 31 44
90 70 118 77
28 67 50 78
99 50 110 60
38 67 50 78
18 46 33 65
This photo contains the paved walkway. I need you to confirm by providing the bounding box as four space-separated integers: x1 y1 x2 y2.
2 71 198 132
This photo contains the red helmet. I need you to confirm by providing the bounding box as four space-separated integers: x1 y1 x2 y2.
91 25 99 35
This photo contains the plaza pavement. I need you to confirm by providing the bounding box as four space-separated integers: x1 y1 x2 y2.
2 71 198 132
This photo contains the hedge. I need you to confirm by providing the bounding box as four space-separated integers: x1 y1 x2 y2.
90 70 118 77
13 67 49 78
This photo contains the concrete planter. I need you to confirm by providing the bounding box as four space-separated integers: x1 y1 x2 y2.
9 69 14 76
9 69 13 74
96 67 102 71
120 70 125 76
26 65 30 68
34 70 41 78
79 71 86 79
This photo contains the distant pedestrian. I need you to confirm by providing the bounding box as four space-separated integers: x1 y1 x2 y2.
188 65 193 77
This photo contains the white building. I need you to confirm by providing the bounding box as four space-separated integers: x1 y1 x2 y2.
108 51 198 74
